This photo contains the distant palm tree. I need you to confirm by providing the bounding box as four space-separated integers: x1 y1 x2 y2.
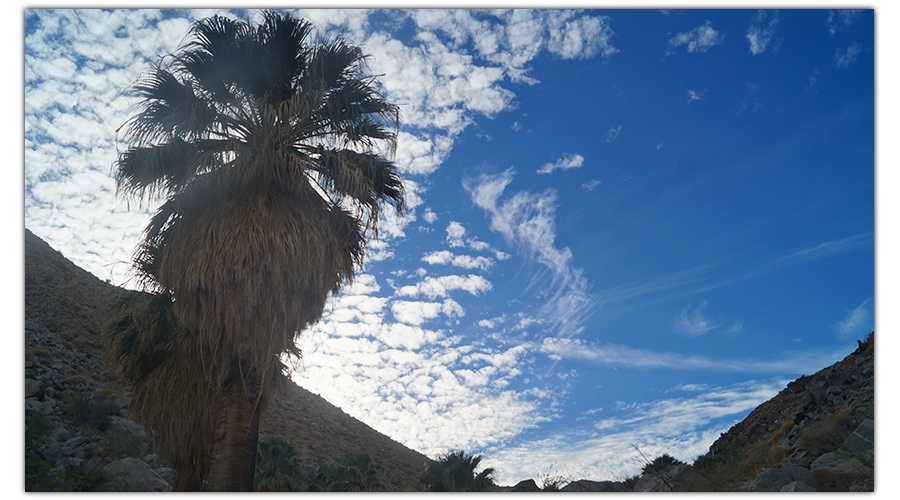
418 450 497 492
254 435 304 492
110 10 404 491
308 448 386 492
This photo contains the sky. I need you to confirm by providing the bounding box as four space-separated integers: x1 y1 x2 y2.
21 5 885 485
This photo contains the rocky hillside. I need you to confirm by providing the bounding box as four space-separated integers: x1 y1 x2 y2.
23 228 875 492
523 334 874 493
24 228 429 491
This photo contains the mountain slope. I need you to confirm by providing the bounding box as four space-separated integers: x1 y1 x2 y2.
24 228 428 491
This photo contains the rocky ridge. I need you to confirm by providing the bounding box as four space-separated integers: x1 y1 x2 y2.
24 228 429 491
23 228 875 492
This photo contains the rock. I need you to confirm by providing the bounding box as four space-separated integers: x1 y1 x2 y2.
65 435 90 448
510 479 540 491
755 464 813 492
843 418 874 455
25 378 42 398
51 427 73 442
810 451 873 487
634 464 693 492
102 457 172 492
781 480 816 492
107 416 146 438
561 479 629 492
25 397 53 414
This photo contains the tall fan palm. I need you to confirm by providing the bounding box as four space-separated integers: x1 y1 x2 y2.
111 11 404 491
418 450 497 492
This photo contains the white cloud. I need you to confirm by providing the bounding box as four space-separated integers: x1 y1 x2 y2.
675 300 720 337
422 209 438 223
827 9 862 36
422 250 495 270
391 298 464 326
395 274 493 299
687 89 706 103
394 131 455 176
446 221 468 247
605 125 621 142
536 153 585 174
833 298 874 338
545 10 619 60
582 179 602 192
485 379 786 484
463 169 595 339
746 10 778 55
836 41 864 69
539 337 848 375
667 21 724 54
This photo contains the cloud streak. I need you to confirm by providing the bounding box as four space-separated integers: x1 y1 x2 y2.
745 10 778 55
537 153 584 175
484 378 787 484
539 337 848 375
667 20 724 54
464 169 596 340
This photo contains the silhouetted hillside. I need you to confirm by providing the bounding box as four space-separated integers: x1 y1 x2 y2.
24 228 428 491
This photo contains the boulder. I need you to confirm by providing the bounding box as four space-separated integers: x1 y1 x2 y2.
633 464 693 492
780 480 816 492
102 457 172 492
561 479 629 492
843 418 874 455
510 479 540 491
754 464 813 492
25 378 42 398
811 451 871 478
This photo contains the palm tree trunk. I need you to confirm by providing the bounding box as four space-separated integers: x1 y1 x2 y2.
207 358 262 491
172 465 201 491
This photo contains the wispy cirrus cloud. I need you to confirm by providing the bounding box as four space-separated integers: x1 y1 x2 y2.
539 337 848 375
827 9 862 36
484 378 787 484
464 169 596 340
779 231 873 262
667 20 724 54
832 298 874 338
836 41 864 69
537 153 584 175
746 10 778 55
675 300 721 337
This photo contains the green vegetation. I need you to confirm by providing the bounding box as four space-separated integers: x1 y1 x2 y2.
418 450 496 492
640 453 683 476
254 435 304 492
60 390 120 433
308 449 386 492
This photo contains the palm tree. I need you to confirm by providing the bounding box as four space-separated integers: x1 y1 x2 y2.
111 10 404 491
254 435 304 492
308 449 386 492
418 450 497 492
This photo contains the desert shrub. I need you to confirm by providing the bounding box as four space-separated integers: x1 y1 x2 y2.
537 464 572 491
693 443 743 474
641 453 683 476
308 449 385 492
769 419 795 443
797 409 854 458
622 473 642 491
25 411 108 492
62 391 120 432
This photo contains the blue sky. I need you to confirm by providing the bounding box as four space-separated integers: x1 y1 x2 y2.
21 6 881 485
